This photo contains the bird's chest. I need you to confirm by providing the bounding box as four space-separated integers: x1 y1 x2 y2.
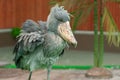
43 33 66 57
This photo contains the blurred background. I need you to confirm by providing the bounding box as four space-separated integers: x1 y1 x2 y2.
0 0 120 68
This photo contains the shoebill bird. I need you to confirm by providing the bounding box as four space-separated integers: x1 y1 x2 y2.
13 5 77 80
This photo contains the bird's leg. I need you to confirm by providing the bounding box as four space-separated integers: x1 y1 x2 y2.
47 67 51 80
28 71 32 80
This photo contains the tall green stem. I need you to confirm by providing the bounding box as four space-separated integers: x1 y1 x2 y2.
99 0 104 67
94 0 99 67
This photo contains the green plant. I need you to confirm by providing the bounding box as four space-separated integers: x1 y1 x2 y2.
50 0 120 68
11 27 21 38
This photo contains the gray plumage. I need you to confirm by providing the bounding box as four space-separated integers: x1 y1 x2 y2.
21 20 40 33
38 21 47 33
13 5 76 80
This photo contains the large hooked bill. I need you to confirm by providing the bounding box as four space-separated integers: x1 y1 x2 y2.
58 21 77 47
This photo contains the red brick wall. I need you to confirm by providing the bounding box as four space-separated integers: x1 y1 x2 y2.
0 0 50 29
0 1 120 31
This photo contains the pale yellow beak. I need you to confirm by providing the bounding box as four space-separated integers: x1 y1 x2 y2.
58 21 77 47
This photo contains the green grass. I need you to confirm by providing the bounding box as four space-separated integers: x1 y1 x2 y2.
1 64 120 70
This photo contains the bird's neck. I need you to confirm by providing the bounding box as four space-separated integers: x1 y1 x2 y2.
46 14 59 34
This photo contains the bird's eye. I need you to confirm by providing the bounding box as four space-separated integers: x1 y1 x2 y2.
58 18 64 22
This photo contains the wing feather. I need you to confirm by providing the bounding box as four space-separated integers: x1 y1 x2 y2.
17 31 44 52
13 20 45 67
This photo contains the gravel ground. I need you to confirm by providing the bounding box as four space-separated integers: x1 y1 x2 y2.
0 69 120 80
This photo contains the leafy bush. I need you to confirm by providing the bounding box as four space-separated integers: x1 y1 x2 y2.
11 27 21 38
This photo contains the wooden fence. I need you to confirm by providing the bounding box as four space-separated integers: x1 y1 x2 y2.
0 0 50 29
0 0 120 31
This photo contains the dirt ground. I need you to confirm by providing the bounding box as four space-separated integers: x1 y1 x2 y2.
0 69 120 80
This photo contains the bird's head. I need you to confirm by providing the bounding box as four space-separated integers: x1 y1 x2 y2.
47 5 77 47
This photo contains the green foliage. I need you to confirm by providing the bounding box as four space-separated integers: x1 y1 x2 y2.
11 27 21 38
103 7 120 47
0 64 16 68
93 0 99 67
49 0 59 5
51 0 120 68
2 64 120 70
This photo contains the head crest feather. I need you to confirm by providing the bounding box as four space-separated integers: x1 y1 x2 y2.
50 4 70 22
